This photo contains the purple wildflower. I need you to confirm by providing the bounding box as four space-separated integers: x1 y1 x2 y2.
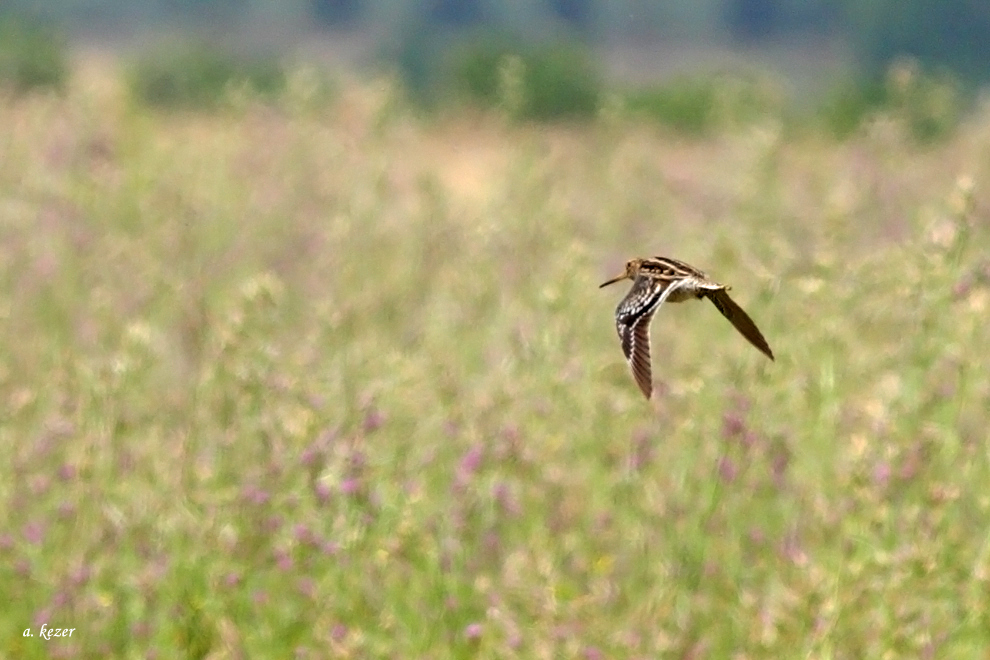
23 521 46 545
297 577 316 599
873 462 892 488
741 430 759 449
363 408 385 433
348 448 367 471
31 476 51 496
264 515 283 534
483 530 502 555
630 429 654 470
780 531 806 566
952 276 972 299
721 411 745 440
899 452 921 482
242 485 270 506
275 548 293 571
300 446 321 468
314 481 332 504
69 565 91 587
294 524 315 546
492 481 521 517
717 456 737 483
33 607 51 628
455 444 484 489
771 450 790 487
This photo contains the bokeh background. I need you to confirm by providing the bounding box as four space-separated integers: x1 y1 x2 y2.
2 1 990 659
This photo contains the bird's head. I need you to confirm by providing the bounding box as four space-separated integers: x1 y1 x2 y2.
599 258 642 288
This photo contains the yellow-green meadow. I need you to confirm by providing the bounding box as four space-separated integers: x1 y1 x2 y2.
2 60 989 658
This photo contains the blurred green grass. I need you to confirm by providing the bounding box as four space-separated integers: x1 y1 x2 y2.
1 60 989 659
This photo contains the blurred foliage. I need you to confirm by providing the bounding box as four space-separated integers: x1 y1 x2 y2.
818 79 884 140
127 43 288 109
389 24 602 121
515 42 600 120
0 17 68 93
6 0 990 97
447 33 602 120
841 0 990 85
623 73 785 136
390 19 448 100
726 0 838 40
820 59 964 142
1 0 990 94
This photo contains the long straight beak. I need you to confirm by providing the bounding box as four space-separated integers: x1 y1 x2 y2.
599 273 628 288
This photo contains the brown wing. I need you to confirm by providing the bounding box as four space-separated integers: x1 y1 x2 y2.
615 276 691 398
622 312 655 398
705 289 775 361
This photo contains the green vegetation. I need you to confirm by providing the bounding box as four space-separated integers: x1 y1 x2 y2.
127 43 289 109
820 60 964 142
624 73 785 136
450 36 602 120
1 59 990 658
390 28 603 121
0 17 68 93
6 0 990 88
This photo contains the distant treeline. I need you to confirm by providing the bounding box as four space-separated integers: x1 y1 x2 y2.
2 0 989 83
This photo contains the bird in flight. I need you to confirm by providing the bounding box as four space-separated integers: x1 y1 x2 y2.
600 256 774 399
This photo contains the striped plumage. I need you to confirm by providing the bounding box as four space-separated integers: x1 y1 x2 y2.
600 256 774 399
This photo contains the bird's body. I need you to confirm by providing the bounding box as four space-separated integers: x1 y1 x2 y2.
600 256 774 399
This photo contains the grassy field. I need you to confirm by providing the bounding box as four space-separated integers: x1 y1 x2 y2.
1 61 989 659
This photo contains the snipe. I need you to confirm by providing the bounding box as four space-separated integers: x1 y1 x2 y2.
601 256 774 399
